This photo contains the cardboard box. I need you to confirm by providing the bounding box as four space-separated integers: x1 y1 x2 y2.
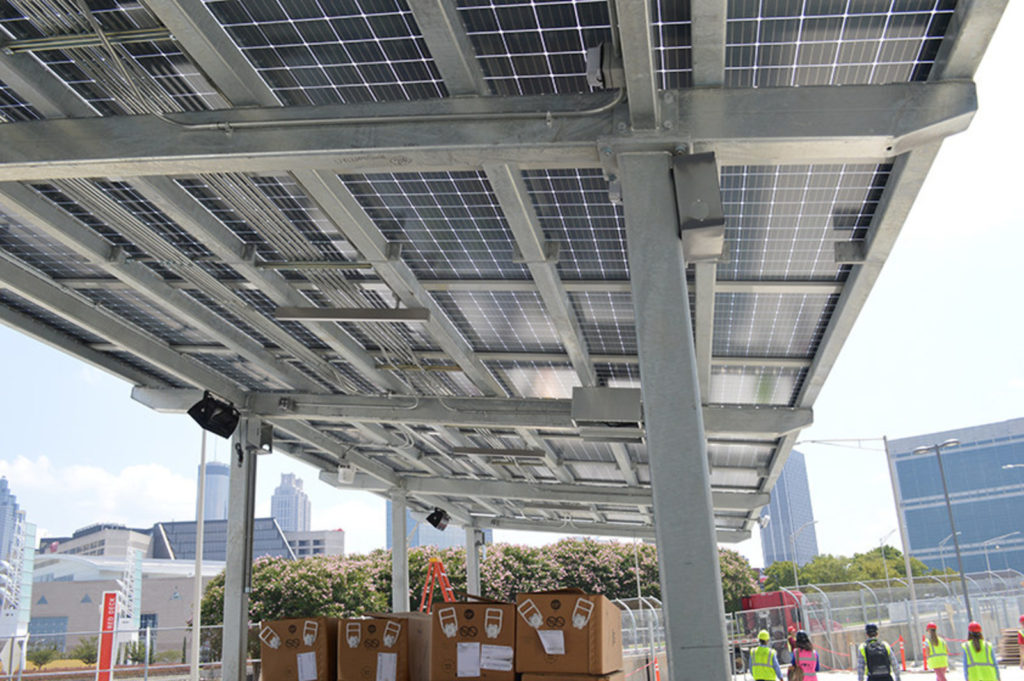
259 617 339 681
520 673 626 681
514 590 622 675
338 615 428 681
428 600 516 681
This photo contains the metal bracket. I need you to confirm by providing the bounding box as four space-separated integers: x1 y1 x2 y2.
585 43 625 90
834 240 867 264
512 241 560 264
259 423 274 452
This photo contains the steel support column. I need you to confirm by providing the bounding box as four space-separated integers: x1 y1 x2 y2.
465 527 482 596
390 491 409 612
619 152 729 681
222 418 259 681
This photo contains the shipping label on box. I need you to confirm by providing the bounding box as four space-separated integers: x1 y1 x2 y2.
429 602 515 681
514 591 622 675
338 617 411 681
260 617 339 681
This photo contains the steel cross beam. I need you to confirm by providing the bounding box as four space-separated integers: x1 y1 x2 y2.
0 82 977 180
406 0 489 96
474 516 751 543
343 474 768 510
131 387 813 437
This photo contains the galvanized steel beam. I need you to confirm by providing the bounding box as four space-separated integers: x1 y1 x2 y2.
406 0 489 96
0 82 977 180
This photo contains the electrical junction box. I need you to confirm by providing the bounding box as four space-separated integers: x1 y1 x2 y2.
570 388 643 443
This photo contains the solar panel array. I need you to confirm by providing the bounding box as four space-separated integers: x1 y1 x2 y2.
0 0 987 541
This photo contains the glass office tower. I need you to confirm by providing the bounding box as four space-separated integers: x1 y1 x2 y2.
888 417 1024 573
759 450 819 567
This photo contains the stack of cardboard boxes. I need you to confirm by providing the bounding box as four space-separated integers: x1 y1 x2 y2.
259 590 622 681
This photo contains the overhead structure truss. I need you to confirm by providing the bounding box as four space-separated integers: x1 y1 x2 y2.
0 0 1007 679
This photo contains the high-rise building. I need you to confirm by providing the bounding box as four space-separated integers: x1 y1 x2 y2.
202 462 229 521
888 417 1024 574
759 450 819 567
384 502 493 550
285 529 345 558
271 473 311 532
0 477 21 560
150 518 294 561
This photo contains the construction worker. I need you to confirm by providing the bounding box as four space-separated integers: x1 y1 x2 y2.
961 621 999 681
787 625 797 663
752 629 784 681
925 623 949 681
792 630 820 681
1017 615 1023 670
858 623 901 681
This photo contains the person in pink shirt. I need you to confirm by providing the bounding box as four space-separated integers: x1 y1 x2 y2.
792 630 821 681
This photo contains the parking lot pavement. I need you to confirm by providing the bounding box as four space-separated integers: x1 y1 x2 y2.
741 665 1024 681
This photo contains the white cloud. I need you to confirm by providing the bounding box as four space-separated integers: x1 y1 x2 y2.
0 455 195 536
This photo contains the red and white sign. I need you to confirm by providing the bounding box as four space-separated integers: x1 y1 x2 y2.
96 592 117 681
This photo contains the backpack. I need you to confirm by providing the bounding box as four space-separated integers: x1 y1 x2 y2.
788 663 804 681
864 639 891 676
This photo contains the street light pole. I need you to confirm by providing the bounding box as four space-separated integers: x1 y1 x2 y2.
790 520 818 592
981 531 1020 574
913 439 972 621
938 532 959 575
879 529 896 593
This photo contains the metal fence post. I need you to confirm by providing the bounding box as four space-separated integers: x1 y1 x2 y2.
143 627 151 681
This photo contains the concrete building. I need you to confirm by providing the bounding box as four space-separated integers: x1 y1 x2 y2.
29 554 222 654
39 523 151 558
385 502 492 550
271 473 311 532
888 417 1024 574
759 450 819 567
202 461 229 521
285 529 345 558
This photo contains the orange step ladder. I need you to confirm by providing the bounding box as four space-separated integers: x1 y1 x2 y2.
418 557 456 613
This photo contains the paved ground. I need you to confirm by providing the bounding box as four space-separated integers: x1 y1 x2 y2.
738 666 1024 681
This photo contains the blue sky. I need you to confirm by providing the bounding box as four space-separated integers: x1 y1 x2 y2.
2 3 1022 566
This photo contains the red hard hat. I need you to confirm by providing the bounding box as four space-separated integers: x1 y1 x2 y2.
788 626 796 633
926 622 937 630
967 621 982 633
1019 615 1024 623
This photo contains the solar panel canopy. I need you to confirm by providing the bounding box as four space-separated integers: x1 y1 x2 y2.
0 0 997 548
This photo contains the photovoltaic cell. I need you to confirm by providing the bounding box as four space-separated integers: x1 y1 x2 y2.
0 211 106 279
595 362 640 388
343 171 529 279
713 292 837 357
724 0 956 87
522 169 628 280
570 292 636 355
487 359 578 399
0 80 42 122
81 288 212 346
203 0 446 104
0 290 108 346
551 439 617 464
457 0 612 95
709 365 807 406
433 291 562 353
653 0 693 89
719 164 891 280
30 183 145 260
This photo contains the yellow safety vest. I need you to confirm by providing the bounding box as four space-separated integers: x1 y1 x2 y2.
927 638 948 669
961 641 998 681
752 645 779 681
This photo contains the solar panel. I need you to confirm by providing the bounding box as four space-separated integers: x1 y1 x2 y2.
0 289 108 346
719 163 891 280
713 292 837 357
653 0 693 89
709 365 808 406
343 171 529 279
0 211 106 279
571 291 636 355
433 290 562 352
488 359 579 399
522 168 628 280
0 80 42 122
203 0 446 104
724 0 956 87
457 0 613 95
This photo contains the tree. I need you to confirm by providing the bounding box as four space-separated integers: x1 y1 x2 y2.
26 645 59 669
762 561 797 590
799 554 852 585
719 548 758 612
68 636 98 664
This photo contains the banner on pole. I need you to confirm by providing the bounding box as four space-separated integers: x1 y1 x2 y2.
96 591 117 681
